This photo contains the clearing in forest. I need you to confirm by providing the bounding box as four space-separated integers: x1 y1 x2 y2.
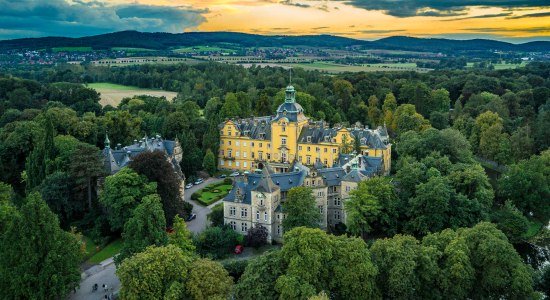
86 83 178 107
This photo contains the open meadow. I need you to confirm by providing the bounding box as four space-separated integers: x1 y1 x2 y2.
249 61 432 73
86 83 178 107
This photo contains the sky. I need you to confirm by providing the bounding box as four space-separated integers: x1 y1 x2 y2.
0 0 549 42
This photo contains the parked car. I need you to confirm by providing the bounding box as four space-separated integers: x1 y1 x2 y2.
218 174 227 178
194 178 204 185
185 183 193 189
243 171 250 175
186 213 197 222
230 171 240 177
234 245 244 254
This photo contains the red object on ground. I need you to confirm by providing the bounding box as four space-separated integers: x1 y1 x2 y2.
234 245 244 254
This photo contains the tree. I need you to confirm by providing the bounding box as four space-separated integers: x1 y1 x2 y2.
246 224 269 248
282 187 320 232
407 170 452 235
256 92 272 116
179 130 203 178
429 88 451 113
498 151 550 224
129 150 184 226
204 97 222 121
370 234 438 300
169 215 196 255
99 167 157 232
208 203 224 227
340 134 353 154
117 194 168 264
117 245 193 299
186 258 234 300
491 201 529 243
68 143 104 211
101 110 142 146
367 95 382 127
510 125 534 163
220 92 241 118
40 171 73 228
25 116 55 190
392 104 429 135
203 149 217 176
346 177 400 238
0 193 81 299
234 250 285 300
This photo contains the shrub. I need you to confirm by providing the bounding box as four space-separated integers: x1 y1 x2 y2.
222 259 249 281
224 178 233 185
246 224 269 248
194 225 243 259
191 192 199 201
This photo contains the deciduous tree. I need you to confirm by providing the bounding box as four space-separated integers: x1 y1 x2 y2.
282 187 320 232
185 258 234 300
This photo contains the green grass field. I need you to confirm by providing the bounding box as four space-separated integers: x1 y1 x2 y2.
194 183 233 206
111 47 156 52
52 47 93 52
174 45 235 53
86 239 123 264
86 82 140 90
466 62 526 70
85 82 178 106
281 61 426 73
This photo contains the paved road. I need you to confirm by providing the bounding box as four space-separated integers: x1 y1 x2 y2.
68 177 227 299
185 177 225 233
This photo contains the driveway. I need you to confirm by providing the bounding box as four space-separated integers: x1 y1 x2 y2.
184 177 225 233
68 177 228 299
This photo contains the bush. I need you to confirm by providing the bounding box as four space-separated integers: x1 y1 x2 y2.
224 178 233 185
222 259 249 281
191 192 199 201
246 224 269 248
194 225 243 259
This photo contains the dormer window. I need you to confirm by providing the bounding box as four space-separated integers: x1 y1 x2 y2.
324 136 330 142
307 136 312 143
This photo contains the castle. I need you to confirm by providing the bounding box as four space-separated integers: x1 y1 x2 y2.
219 85 391 241
102 134 186 199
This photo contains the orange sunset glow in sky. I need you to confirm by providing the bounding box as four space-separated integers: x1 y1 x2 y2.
1 0 549 41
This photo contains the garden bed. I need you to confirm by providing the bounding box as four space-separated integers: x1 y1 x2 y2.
192 182 233 206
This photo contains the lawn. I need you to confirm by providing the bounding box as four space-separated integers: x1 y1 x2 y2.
193 182 233 206
111 47 156 52
86 239 123 264
85 82 178 107
173 45 235 53
52 47 93 52
280 61 428 73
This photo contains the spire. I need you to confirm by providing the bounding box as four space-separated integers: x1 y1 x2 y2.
256 167 279 193
104 132 110 149
289 68 292 84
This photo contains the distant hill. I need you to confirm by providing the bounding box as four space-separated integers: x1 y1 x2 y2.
0 30 548 53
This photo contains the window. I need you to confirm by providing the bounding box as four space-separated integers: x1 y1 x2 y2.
228 150 232 158
267 153 271 160
220 150 224 156
241 222 248 232
251 142 255 147
268 143 271 149
316 147 320 153
256 211 260 221
281 138 287 145
229 221 236 230
334 211 341 220
241 208 248 218
333 148 337 154
307 146 311 152
221 140 224 145
236 151 240 157
277 225 281 236
228 161 232 166
334 198 341 206
228 141 232 146
319 205 323 214
236 141 240 146
346 186 351 192
324 148 328 153
324 159 328 166
243 142 247 147
259 152 263 160
264 212 268 221
259 143 263 147
307 136 312 142
236 161 240 167
282 126 286 132
260 198 264 206
230 206 236 216
306 156 311 165
228 131 232 136
244 162 248 168
220 159 225 166
252 152 255 159
299 146 302 151
243 152 247 158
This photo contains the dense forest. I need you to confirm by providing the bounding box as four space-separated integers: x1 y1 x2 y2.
0 62 548 299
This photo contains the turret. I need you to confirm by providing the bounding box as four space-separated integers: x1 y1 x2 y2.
104 133 111 149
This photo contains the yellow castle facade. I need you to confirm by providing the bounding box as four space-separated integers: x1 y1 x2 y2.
218 85 391 174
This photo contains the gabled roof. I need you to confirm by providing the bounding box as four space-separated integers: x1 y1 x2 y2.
256 168 279 193
318 167 346 186
342 168 367 183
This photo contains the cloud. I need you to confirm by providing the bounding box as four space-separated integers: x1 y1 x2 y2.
337 0 546 17
464 26 550 33
280 0 311 8
507 11 550 19
0 0 207 40
443 12 513 21
312 26 330 30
